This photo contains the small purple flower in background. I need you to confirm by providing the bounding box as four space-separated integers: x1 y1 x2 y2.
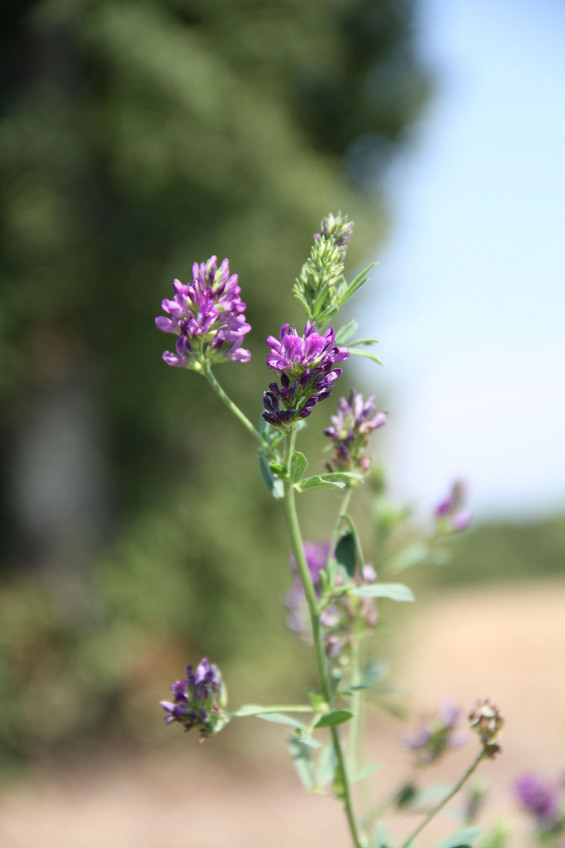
262 321 349 427
434 479 471 533
402 697 467 765
285 542 377 656
515 774 563 832
160 657 228 741
324 390 387 475
156 256 251 369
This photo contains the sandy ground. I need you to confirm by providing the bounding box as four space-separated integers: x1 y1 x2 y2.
0 579 563 848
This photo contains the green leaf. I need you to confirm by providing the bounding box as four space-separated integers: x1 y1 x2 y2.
337 262 375 306
297 732 322 749
321 471 365 484
296 475 345 492
290 449 308 483
259 415 284 447
435 827 481 848
288 737 315 791
340 513 366 570
335 530 357 578
396 782 418 808
387 542 431 574
352 583 414 602
335 320 359 345
372 821 393 848
315 743 337 788
411 782 452 807
314 709 354 729
231 704 269 717
360 659 389 688
352 761 381 782
232 704 312 718
348 347 383 365
256 713 306 730
258 450 284 499
348 337 380 347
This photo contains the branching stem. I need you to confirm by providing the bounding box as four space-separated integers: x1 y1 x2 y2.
398 750 486 848
202 364 265 447
282 431 365 848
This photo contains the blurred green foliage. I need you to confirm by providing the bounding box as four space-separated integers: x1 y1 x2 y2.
0 0 432 761
431 514 565 586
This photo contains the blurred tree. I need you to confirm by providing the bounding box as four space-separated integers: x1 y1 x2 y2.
0 0 428 754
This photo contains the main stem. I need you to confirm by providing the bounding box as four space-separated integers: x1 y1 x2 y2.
202 364 265 447
398 751 486 848
282 431 364 848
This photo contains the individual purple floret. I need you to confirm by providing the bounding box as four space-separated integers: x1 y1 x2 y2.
434 479 471 533
324 390 387 475
156 256 251 369
315 212 354 260
515 774 563 831
160 657 228 741
262 321 349 427
402 697 467 765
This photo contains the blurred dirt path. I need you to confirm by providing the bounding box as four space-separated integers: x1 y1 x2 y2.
0 580 563 848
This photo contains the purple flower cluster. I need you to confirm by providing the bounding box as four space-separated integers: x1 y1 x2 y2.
515 774 563 831
434 479 471 533
285 542 378 657
160 658 228 740
402 698 466 765
324 390 387 475
263 322 349 427
156 256 251 369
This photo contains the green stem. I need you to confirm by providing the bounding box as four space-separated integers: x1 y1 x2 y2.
230 705 314 717
349 638 363 775
398 751 486 848
202 364 265 447
282 431 364 848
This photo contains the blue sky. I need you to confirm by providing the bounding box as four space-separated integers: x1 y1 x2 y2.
358 0 565 520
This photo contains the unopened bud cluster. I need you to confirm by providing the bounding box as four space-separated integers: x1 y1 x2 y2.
293 213 354 325
468 698 503 759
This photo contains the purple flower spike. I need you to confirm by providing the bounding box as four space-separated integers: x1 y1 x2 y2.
156 256 251 370
324 390 387 475
263 322 349 427
160 657 228 741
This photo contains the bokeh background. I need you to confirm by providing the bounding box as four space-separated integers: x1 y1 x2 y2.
0 1 563 846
